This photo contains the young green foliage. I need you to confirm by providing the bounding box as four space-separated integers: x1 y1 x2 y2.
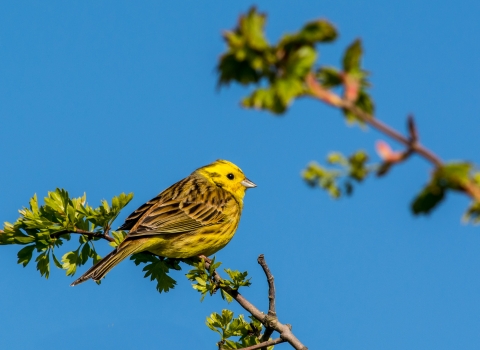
186 257 251 302
412 162 474 215
131 253 182 293
61 234 102 277
303 150 373 198
463 172 480 224
218 7 337 114
340 39 375 124
206 310 269 350
218 6 375 126
0 189 133 279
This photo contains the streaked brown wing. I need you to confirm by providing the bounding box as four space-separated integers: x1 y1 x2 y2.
121 174 233 238
118 177 188 231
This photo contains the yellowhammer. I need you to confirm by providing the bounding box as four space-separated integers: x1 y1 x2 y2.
71 159 256 286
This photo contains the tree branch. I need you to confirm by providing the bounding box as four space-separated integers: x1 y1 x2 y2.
237 338 286 350
257 254 276 349
306 73 480 203
201 255 308 350
50 229 114 243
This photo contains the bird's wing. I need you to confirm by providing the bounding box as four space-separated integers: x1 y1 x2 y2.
120 175 234 238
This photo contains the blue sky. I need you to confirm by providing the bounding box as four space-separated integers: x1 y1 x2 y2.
1 1 480 349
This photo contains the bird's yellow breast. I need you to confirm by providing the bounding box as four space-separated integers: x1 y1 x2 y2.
141 203 241 258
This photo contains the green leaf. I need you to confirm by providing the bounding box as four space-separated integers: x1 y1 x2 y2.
356 90 374 115
242 78 304 114
342 90 375 125
206 309 265 348
327 152 348 166
110 231 127 248
411 184 445 215
62 250 79 276
52 252 63 269
317 66 342 88
17 245 35 267
222 269 251 290
186 257 226 300
348 150 369 181
464 201 480 224
80 244 91 265
279 19 337 50
36 251 50 279
221 289 233 303
297 19 337 43
436 162 472 190
131 253 178 293
343 39 362 73
285 46 316 78
412 162 473 215
302 162 342 198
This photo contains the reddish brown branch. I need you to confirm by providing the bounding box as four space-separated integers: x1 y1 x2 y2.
201 256 308 350
306 74 480 203
50 229 114 243
342 101 443 166
237 338 286 350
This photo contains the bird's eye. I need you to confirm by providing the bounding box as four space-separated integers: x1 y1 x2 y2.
227 173 235 180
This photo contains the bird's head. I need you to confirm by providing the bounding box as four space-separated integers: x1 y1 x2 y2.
196 159 256 202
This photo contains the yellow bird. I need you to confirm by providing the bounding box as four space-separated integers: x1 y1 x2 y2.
71 160 256 286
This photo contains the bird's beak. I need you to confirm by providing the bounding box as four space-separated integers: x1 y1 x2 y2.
241 178 257 188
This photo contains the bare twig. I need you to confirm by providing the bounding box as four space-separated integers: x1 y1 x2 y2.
201 256 308 350
257 254 276 348
258 254 276 317
237 338 286 350
50 229 114 243
340 100 443 166
407 114 418 143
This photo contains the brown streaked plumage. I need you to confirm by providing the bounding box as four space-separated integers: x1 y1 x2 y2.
71 160 256 286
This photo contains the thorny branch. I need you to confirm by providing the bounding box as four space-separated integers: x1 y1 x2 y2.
201 255 308 350
305 73 480 203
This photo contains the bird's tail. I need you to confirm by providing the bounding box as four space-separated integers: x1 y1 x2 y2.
71 239 144 286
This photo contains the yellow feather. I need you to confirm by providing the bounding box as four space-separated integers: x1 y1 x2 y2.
71 159 255 286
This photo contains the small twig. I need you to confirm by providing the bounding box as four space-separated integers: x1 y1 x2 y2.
200 256 308 350
50 229 114 243
103 224 112 238
237 338 286 350
257 254 276 317
257 254 276 348
407 114 418 143
340 100 444 167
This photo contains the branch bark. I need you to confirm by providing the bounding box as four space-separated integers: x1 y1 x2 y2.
258 254 276 349
50 229 114 243
201 255 308 350
237 338 286 350
306 73 480 203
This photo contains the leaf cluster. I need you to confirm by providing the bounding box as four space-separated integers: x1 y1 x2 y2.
186 258 251 302
218 7 337 114
218 7 374 124
206 309 270 350
412 163 480 218
303 150 373 198
316 40 374 124
0 189 133 279
131 253 182 293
